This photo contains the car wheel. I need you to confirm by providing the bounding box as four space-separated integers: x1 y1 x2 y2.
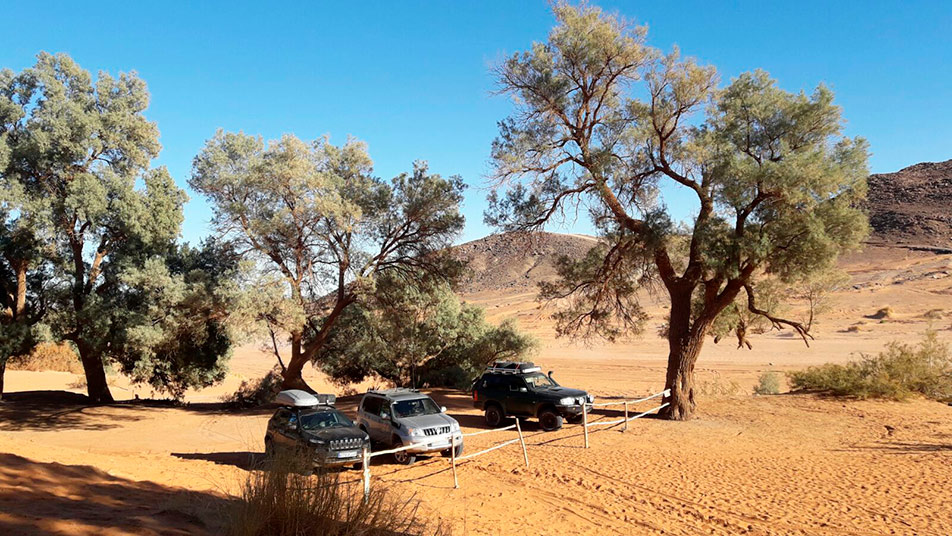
539 409 564 431
391 436 416 465
485 404 503 428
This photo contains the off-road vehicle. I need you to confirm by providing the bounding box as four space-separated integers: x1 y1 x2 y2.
472 361 593 431
356 388 463 465
264 390 369 470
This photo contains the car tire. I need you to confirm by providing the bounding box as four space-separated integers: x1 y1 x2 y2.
485 404 504 428
539 409 564 431
391 437 416 465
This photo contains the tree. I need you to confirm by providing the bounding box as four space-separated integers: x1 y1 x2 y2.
190 132 465 391
486 3 869 419
1 53 236 402
318 273 535 389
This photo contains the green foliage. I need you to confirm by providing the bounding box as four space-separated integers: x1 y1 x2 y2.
754 371 782 395
1 53 237 400
319 273 535 389
788 331 952 401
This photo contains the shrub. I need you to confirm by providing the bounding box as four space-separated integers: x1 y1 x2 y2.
788 330 952 401
754 372 782 395
9 342 83 374
225 367 284 408
226 454 446 536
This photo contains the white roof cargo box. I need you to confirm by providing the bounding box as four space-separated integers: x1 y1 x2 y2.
275 389 319 407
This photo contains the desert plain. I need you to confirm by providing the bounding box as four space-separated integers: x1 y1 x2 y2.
1 237 951 536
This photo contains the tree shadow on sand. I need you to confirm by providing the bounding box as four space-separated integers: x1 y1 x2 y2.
0 452 230 535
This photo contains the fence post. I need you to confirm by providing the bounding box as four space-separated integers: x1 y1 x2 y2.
362 446 371 503
516 418 529 468
450 434 459 489
623 401 629 432
582 403 589 449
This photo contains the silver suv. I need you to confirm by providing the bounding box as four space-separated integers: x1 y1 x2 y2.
357 389 463 465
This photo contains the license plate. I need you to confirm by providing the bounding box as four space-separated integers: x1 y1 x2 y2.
337 450 358 458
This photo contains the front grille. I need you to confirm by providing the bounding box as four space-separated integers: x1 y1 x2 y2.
423 426 451 436
329 438 364 451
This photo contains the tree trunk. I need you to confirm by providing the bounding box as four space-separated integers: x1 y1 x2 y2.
281 332 315 392
0 359 6 400
660 286 708 420
77 342 113 404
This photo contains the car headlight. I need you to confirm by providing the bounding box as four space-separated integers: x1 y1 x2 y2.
450 421 460 431
309 438 327 446
559 397 576 406
407 427 424 437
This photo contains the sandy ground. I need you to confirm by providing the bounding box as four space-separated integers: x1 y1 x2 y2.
1 245 951 535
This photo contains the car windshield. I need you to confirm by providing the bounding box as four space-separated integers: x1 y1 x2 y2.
300 409 353 430
392 397 441 418
524 372 557 388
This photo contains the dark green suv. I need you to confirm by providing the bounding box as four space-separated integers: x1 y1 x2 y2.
471 362 593 431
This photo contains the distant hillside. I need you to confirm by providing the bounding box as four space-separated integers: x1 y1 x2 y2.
452 232 597 294
867 160 952 250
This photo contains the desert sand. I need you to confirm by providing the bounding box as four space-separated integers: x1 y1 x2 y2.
1 244 951 535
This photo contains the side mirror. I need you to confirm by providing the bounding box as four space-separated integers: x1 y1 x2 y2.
519 387 528 393
440 406 447 413
381 411 391 420
287 423 297 431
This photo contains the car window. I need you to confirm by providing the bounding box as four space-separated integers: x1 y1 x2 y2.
272 408 291 426
392 397 441 418
300 409 353 430
507 377 528 391
485 376 504 389
361 396 381 415
524 372 557 388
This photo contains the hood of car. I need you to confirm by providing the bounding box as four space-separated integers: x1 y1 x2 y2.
302 427 368 442
395 412 458 430
536 386 588 399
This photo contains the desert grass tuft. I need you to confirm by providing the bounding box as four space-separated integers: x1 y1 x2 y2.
226 454 448 536
753 372 782 395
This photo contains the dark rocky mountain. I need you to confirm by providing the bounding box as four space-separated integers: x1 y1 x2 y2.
866 160 952 250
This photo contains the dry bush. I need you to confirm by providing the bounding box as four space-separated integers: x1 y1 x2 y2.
867 307 894 320
696 376 743 398
9 342 83 373
753 372 782 395
788 330 952 401
226 454 447 536
224 367 284 408
922 309 945 320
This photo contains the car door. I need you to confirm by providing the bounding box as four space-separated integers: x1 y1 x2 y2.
361 396 385 442
505 377 533 416
272 409 299 452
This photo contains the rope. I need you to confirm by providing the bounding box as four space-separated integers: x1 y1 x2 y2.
590 388 670 408
456 437 522 461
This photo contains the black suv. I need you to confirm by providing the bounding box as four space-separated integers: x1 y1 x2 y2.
265 390 370 470
472 362 593 431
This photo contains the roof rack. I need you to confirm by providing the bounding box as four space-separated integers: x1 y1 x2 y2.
484 361 542 375
367 387 420 395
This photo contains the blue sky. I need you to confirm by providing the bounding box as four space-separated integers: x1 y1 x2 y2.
3 1 950 245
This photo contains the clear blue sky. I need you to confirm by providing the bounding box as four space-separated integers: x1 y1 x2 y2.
3 1 950 245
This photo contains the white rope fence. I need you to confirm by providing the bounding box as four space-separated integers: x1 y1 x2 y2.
581 388 670 447
332 388 671 500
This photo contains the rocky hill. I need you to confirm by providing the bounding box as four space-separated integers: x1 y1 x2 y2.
452 232 597 294
867 160 952 250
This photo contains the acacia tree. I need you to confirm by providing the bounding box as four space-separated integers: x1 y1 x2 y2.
1 53 236 402
486 4 869 419
190 132 465 391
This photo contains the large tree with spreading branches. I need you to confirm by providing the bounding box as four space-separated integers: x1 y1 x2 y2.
190 132 465 391
486 3 869 419
1 53 238 402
